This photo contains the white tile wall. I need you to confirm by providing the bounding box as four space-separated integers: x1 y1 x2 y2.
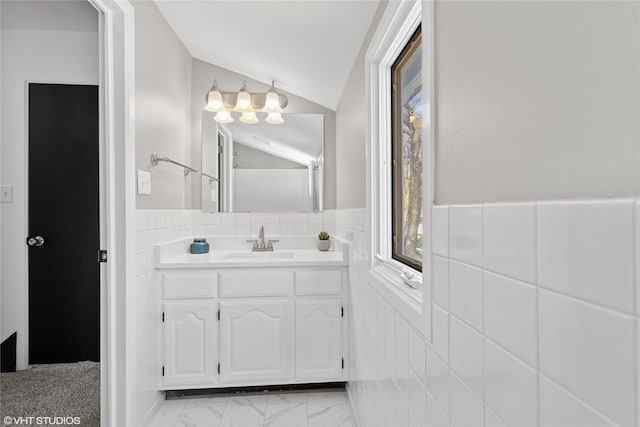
133 202 640 427
537 200 634 313
449 206 482 267
134 209 194 425
449 261 483 331
342 200 640 427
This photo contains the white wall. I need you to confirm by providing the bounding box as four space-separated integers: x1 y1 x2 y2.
0 17 98 368
132 0 193 210
335 2 387 210
190 58 337 211
434 1 640 204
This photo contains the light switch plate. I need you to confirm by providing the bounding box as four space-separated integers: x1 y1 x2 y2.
137 170 151 195
0 185 13 203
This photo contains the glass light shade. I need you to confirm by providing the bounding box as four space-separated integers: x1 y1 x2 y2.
214 111 234 124
263 91 282 113
234 82 253 112
205 89 225 112
265 112 284 125
239 111 259 124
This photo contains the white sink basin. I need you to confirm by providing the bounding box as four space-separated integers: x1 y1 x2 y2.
223 251 294 259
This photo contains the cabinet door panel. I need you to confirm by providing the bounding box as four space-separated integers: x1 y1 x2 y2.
220 301 291 383
163 302 217 387
295 299 342 380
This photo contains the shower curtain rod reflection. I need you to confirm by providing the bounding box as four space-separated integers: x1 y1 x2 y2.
150 153 198 176
201 172 220 183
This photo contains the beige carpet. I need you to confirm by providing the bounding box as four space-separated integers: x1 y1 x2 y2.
0 361 99 427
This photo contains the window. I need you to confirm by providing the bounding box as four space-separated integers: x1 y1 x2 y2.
366 0 433 337
391 26 423 271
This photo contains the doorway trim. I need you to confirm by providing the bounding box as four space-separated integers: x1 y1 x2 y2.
88 1 135 425
218 124 233 212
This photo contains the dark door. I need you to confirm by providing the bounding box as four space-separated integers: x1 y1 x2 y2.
28 83 100 364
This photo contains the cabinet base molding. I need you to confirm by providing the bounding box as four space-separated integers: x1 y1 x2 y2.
165 381 346 399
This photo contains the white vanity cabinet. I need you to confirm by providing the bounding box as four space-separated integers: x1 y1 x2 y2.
163 302 218 387
158 267 346 390
220 300 291 383
161 273 219 388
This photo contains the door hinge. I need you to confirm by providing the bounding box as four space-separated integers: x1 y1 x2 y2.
341 306 344 318
162 312 165 322
342 358 345 369
217 363 220 374
217 309 220 321
98 250 108 263
162 366 165 376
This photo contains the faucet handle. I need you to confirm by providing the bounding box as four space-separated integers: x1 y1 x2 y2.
246 239 258 243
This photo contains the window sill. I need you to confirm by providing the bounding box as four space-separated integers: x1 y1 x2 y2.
367 261 423 330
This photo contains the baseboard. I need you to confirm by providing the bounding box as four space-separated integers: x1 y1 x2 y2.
165 382 346 399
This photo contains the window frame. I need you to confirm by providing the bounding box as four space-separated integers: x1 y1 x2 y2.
366 0 434 339
391 25 423 272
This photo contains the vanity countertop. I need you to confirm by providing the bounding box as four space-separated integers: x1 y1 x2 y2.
154 236 349 269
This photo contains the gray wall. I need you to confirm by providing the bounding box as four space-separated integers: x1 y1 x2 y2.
434 1 640 203
133 0 193 210
335 2 388 209
335 0 640 206
190 58 336 210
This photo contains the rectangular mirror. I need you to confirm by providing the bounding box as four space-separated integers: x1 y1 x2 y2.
201 113 324 212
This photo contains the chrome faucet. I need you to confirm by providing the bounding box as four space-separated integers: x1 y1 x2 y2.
247 225 278 251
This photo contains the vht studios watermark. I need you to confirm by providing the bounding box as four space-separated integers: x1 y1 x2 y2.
3 416 81 425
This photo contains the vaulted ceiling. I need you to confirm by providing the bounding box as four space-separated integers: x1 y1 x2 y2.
154 0 380 110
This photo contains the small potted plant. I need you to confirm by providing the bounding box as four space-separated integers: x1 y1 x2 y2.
317 231 331 251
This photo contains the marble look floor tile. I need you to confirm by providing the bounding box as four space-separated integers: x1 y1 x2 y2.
147 400 187 427
147 391 353 427
264 400 308 427
267 393 308 405
307 393 352 427
219 395 268 427
184 396 230 409
175 406 225 427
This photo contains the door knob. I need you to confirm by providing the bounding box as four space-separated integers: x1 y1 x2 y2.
26 236 45 247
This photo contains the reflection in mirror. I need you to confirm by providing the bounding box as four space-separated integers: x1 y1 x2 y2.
201 113 324 212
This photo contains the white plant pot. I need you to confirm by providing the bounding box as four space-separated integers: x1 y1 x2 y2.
317 239 331 251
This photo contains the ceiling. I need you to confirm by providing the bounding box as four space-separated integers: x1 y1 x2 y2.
153 0 380 110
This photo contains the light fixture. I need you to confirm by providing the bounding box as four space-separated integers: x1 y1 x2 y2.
204 80 224 112
263 81 282 113
239 111 259 124
203 79 288 124
213 110 233 124
265 112 284 125
234 82 253 112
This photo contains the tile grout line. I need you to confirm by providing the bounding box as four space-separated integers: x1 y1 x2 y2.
534 202 541 427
